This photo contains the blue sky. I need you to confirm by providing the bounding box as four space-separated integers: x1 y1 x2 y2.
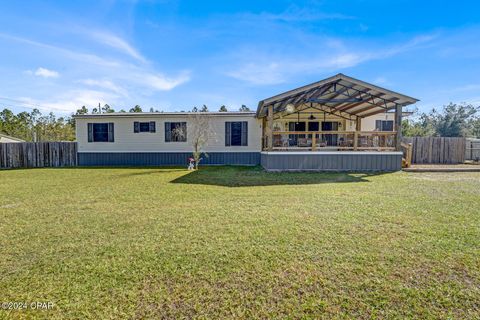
1 0 480 115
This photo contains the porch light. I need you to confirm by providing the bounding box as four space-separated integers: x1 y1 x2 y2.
286 103 295 113
308 114 316 120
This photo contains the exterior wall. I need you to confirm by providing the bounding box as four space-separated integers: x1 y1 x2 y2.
75 113 262 153
261 151 402 171
78 152 260 166
74 112 401 168
360 113 396 131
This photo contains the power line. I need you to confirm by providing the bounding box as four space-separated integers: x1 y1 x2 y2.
0 102 39 111
0 96 58 111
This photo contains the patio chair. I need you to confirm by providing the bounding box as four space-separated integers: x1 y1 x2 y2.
298 138 309 147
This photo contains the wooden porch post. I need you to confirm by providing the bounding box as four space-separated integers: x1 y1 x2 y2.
267 105 273 151
261 117 266 150
395 104 402 151
354 117 361 150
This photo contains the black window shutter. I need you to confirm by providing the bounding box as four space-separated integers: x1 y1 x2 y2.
375 120 382 131
87 123 93 142
182 122 187 141
149 121 156 133
225 122 231 146
134 121 140 133
165 122 171 142
108 123 114 142
241 121 248 146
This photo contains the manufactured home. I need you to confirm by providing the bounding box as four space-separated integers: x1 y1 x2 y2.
74 74 418 171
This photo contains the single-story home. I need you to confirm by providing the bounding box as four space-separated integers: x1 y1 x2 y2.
0 133 25 143
74 73 418 171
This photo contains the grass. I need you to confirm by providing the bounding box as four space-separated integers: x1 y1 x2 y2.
0 166 479 319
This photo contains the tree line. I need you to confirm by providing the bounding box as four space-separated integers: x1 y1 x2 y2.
402 103 480 138
1 102 479 142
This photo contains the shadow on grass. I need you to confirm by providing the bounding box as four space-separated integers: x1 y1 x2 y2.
170 166 386 187
114 168 186 177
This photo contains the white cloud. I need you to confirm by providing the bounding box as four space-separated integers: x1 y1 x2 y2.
33 67 59 78
90 31 146 63
1 31 190 98
0 32 120 68
19 89 121 113
226 62 285 85
226 33 438 85
78 79 128 96
325 53 364 69
373 77 390 86
136 71 191 91
240 5 355 23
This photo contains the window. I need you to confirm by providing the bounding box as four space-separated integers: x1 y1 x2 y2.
164 122 187 142
308 122 319 131
321 121 339 131
225 121 248 146
88 123 114 142
289 122 306 132
375 120 394 131
134 121 156 133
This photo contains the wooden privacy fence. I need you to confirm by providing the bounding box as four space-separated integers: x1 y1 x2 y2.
466 139 480 161
402 137 466 164
0 142 77 169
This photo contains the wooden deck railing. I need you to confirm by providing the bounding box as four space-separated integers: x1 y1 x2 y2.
267 131 397 151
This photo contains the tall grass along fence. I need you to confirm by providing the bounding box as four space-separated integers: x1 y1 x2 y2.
466 138 480 161
402 137 466 164
0 142 77 169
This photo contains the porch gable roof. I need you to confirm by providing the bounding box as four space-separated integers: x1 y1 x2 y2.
256 73 419 119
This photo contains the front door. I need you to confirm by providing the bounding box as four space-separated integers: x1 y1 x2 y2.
289 122 306 147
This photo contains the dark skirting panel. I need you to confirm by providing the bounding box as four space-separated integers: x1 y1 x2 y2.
77 152 261 166
261 152 403 171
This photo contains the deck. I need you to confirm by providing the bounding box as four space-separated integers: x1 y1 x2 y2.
261 151 403 171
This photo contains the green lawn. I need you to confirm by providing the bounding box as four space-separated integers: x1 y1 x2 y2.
0 167 479 319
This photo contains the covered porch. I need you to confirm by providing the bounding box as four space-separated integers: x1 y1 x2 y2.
257 74 418 171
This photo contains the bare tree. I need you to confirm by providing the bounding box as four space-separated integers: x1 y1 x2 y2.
187 112 215 169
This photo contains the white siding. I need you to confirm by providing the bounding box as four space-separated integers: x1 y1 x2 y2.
76 114 262 152
344 113 396 131
360 113 396 131
0 136 24 143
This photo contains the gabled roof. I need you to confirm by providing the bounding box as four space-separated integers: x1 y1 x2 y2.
0 133 25 142
257 73 419 119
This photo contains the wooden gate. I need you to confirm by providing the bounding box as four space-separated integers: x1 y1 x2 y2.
402 137 466 164
0 142 77 169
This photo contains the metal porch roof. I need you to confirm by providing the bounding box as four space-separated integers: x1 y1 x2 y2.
257 73 419 119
